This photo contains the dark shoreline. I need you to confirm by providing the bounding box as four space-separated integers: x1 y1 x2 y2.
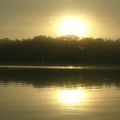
0 36 120 65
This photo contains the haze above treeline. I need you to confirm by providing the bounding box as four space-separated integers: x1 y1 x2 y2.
0 35 120 65
0 0 120 39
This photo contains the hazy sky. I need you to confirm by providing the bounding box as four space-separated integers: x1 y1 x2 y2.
0 0 120 39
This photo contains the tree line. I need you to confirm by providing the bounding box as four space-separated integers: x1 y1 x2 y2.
0 35 120 65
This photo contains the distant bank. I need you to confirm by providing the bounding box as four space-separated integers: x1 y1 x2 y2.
0 35 120 65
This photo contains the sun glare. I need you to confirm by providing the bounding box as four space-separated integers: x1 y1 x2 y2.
58 89 86 106
58 16 89 37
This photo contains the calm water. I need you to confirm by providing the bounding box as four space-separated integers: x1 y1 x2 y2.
0 66 120 120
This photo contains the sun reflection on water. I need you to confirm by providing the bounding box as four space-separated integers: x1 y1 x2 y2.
57 88 87 106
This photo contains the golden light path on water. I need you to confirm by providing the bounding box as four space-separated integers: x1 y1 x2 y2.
56 88 89 106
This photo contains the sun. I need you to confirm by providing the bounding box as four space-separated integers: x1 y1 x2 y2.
58 16 88 36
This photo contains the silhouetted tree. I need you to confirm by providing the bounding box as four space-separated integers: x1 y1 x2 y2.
0 35 120 65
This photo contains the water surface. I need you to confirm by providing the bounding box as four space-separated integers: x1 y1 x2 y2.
0 67 120 120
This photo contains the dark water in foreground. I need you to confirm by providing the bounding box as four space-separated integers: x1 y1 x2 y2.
0 66 120 120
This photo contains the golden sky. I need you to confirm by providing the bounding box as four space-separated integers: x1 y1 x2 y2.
0 0 120 39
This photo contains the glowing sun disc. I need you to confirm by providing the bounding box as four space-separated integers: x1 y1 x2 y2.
58 16 88 36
